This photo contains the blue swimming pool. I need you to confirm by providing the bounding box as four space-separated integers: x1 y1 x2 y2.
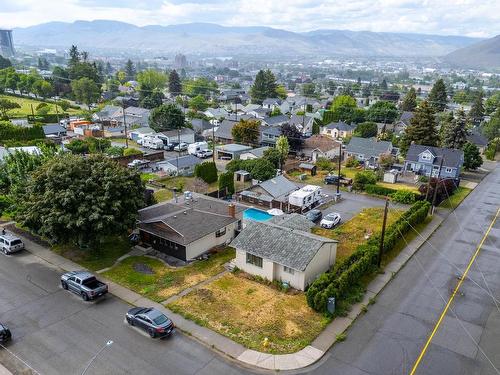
243 208 273 222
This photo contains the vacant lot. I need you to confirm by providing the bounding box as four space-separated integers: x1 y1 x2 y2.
0 94 80 117
168 273 330 354
440 186 472 209
313 207 403 262
103 249 234 302
155 175 219 193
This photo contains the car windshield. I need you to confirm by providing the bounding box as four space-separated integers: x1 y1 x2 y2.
152 313 169 325
325 214 337 220
9 239 22 245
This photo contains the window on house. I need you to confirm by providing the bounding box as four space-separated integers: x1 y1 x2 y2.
421 153 431 160
283 266 294 274
215 227 226 237
246 253 263 268
445 167 453 173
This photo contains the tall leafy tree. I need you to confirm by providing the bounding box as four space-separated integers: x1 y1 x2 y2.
0 99 21 118
366 101 398 123
402 100 438 152
0 56 11 70
17 154 144 247
462 142 483 170
168 69 182 97
354 122 378 138
68 45 80 66
428 79 447 112
149 103 185 132
71 77 100 110
482 108 500 141
231 119 260 145
281 123 303 151
401 87 417 112
137 69 167 92
275 135 290 170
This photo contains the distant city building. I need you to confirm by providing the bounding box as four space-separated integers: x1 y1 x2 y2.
174 54 187 69
0 29 15 57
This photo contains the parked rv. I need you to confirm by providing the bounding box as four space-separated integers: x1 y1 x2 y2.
288 185 322 210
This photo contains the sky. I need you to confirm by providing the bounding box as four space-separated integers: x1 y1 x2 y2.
0 0 499 37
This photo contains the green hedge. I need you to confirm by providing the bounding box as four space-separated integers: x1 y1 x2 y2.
0 121 45 143
218 171 235 195
194 161 218 183
27 114 70 124
365 184 396 196
306 200 430 312
365 184 420 204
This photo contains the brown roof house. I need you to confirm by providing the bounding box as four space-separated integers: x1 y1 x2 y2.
303 134 342 162
137 194 246 261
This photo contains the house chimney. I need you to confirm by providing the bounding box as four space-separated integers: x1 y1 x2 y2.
228 204 236 218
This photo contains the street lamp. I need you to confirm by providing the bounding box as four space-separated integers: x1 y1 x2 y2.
81 340 114 375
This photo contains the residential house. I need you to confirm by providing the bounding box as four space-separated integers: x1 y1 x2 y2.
321 121 355 139
393 111 414 134
225 114 255 122
240 104 261 114
103 126 125 138
404 144 464 180
93 105 121 124
467 129 489 153
213 119 238 144
346 137 393 167
260 126 282 146
303 135 341 162
262 98 282 110
240 146 270 160
137 196 245 261
157 154 202 176
261 115 289 127
289 114 315 136
159 128 195 145
42 124 67 138
231 219 337 291
190 118 213 134
242 174 298 205
247 107 271 119
204 108 229 125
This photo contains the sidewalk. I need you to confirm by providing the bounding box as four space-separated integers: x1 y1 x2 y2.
14 211 445 371
0 363 12 375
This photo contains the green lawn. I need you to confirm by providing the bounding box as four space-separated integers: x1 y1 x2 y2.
153 189 174 202
112 138 142 149
102 248 235 302
0 94 80 117
140 172 159 183
53 236 132 271
168 273 330 354
440 187 472 209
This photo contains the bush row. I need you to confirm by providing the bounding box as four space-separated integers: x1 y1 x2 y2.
0 121 44 142
194 161 218 184
306 200 430 312
364 184 420 204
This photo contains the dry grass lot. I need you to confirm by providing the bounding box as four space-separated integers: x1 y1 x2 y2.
0 94 80 117
102 249 234 302
168 273 330 354
313 207 403 262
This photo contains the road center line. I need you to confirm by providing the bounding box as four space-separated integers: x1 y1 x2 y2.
409 207 500 375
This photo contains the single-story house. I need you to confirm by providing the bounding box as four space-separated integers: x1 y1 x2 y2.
261 115 289 127
215 143 253 160
303 135 342 162
128 127 156 141
262 98 282 110
467 129 489 153
346 137 393 167
42 124 67 137
157 154 202 176
240 104 261 114
213 120 237 144
247 107 271 119
159 128 195 145
392 111 414 134
404 144 464 180
251 174 298 201
204 108 229 125
231 219 337 290
138 197 244 261
289 114 315 136
321 121 355 139
240 146 270 160
225 114 255 122
92 105 121 123
260 126 282 146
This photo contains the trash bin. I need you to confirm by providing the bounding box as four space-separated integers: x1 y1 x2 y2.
327 297 336 314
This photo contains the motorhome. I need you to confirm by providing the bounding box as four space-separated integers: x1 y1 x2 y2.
188 142 209 155
142 136 164 150
288 185 322 210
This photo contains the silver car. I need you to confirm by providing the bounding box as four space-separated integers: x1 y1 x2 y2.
0 233 25 255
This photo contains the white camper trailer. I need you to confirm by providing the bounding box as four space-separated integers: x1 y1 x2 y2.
288 185 322 210
188 141 209 155
142 136 164 150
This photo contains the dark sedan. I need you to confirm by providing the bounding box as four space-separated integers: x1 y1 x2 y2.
305 209 322 222
0 322 11 343
126 307 174 338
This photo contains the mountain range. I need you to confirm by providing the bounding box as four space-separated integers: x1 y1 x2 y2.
444 35 500 70
12 20 484 59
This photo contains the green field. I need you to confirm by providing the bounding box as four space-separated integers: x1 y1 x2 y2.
0 94 80 117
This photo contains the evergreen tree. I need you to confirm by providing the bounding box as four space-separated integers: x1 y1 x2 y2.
401 87 417 112
263 69 277 98
463 142 483 170
469 91 484 125
168 70 182 97
250 69 278 104
124 59 136 81
69 45 80 66
428 79 447 112
404 100 439 149
105 62 113 76
380 79 388 91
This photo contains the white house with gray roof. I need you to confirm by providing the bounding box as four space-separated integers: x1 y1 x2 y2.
403 144 464 180
157 155 202 176
231 220 337 290
346 137 393 167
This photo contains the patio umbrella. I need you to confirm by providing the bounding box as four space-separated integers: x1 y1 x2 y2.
267 208 284 216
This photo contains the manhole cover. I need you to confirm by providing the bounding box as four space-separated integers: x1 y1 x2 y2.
133 263 154 274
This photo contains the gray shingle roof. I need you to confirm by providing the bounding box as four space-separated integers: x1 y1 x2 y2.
325 121 354 131
467 129 488 147
405 144 464 168
160 128 195 138
346 137 392 159
42 124 66 135
261 126 282 137
243 146 269 158
257 175 297 199
163 154 202 169
269 213 314 231
214 120 237 140
262 115 289 126
231 220 336 271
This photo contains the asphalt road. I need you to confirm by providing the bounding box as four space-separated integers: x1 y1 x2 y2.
1 165 499 375
0 252 252 375
298 162 500 375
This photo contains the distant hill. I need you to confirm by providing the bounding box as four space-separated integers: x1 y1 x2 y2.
12 20 482 58
444 35 500 69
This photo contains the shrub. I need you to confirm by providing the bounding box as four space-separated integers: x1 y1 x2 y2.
419 178 456 206
353 171 377 190
316 157 333 171
194 161 218 183
123 147 143 157
365 184 396 196
345 156 359 168
390 190 418 204
218 171 235 195
0 121 44 143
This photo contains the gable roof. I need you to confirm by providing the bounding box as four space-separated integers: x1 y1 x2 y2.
242 146 269 158
261 126 282 137
405 144 464 168
190 118 212 132
346 137 392 158
263 98 282 105
162 154 202 169
160 128 195 138
399 111 414 126
257 175 298 199
269 213 314 231
214 120 237 140
325 121 354 131
467 129 488 147
130 127 155 135
289 114 314 127
231 220 336 271
262 115 289 126
42 124 66 135
303 135 341 153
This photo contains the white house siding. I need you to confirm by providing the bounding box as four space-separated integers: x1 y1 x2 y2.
234 249 274 280
303 243 337 288
273 264 306 290
186 221 239 260
311 148 340 162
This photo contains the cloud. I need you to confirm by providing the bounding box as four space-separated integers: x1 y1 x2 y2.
0 0 498 37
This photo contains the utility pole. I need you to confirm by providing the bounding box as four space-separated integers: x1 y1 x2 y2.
377 197 389 268
336 149 342 197
121 102 128 148
431 157 444 216
177 127 181 174
212 124 216 163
